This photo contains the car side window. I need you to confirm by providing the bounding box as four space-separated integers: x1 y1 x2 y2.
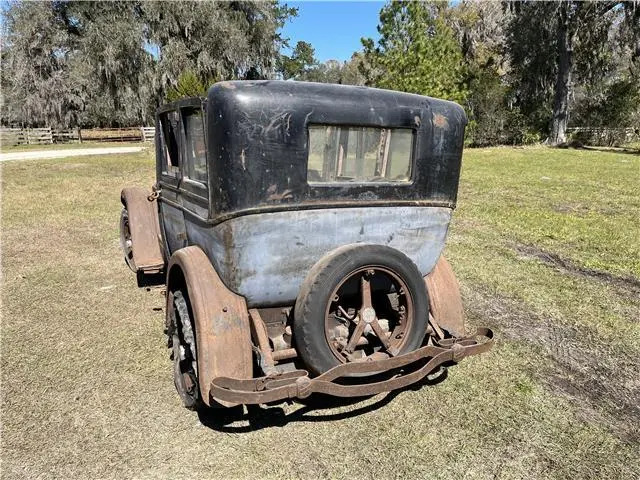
182 108 207 184
159 111 180 177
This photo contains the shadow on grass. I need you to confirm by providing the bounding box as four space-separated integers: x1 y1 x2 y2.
197 367 449 432
569 144 640 155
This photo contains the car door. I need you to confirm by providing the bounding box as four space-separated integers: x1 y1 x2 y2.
157 109 188 255
178 105 209 234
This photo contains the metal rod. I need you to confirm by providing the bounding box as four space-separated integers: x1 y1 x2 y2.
272 336 373 363
248 309 275 368
272 348 297 361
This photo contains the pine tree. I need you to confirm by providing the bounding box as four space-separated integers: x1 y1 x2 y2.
362 1 467 104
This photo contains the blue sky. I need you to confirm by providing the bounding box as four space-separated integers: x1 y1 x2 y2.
280 1 384 62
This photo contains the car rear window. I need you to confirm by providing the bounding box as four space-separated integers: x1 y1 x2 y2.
307 125 413 184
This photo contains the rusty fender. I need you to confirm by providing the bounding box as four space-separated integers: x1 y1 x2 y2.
209 328 493 405
167 246 253 407
120 186 164 272
425 255 465 338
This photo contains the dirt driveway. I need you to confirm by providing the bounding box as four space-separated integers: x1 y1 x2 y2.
0 146 145 162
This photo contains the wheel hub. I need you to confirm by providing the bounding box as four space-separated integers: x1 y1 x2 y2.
325 266 414 363
360 307 376 324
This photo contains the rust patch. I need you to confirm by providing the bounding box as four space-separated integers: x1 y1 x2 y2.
266 187 293 202
425 255 465 337
209 328 493 405
432 113 449 130
120 186 164 272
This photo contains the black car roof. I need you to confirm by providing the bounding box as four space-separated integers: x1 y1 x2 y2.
157 80 467 223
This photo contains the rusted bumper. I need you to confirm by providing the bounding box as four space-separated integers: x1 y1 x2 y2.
209 328 493 405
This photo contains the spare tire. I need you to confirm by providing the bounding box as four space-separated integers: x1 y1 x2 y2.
294 244 429 375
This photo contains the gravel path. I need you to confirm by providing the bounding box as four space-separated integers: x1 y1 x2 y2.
0 146 145 162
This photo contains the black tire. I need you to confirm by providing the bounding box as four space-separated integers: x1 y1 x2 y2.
119 208 136 272
167 290 203 411
294 244 429 376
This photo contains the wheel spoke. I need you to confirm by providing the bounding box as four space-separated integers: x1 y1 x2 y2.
344 320 366 353
370 318 390 349
338 305 357 323
361 274 373 309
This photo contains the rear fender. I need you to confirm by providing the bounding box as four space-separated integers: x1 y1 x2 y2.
424 255 465 337
167 246 253 407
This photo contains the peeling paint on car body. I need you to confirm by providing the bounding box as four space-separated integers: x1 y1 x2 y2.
150 81 467 306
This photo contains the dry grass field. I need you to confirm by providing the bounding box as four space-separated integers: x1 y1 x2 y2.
1 146 638 479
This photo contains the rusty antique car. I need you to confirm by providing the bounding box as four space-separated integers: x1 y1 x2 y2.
120 80 493 410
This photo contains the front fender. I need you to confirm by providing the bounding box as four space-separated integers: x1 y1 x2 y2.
120 186 164 272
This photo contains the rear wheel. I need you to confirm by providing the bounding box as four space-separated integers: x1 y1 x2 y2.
167 290 202 410
119 208 136 272
294 244 429 375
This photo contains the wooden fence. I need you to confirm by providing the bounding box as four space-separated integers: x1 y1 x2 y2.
0 128 27 146
566 127 639 147
1 127 53 145
141 126 156 142
0 126 156 146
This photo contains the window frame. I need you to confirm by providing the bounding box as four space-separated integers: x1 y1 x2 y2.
180 106 208 189
158 110 182 181
306 123 417 186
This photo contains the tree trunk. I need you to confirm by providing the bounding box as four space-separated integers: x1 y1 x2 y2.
628 4 640 75
550 2 573 146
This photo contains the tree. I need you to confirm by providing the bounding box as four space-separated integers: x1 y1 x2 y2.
295 53 367 85
1 0 296 127
166 71 211 102
361 1 467 104
507 1 627 145
61 1 155 126
1 2 75 126
446 1 517 145
570 3 640 141
142 1 294 103
277 41 316 79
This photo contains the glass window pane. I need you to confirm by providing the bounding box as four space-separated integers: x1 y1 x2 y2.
183 109 207 183
160 111 180 177
307 125 413 184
